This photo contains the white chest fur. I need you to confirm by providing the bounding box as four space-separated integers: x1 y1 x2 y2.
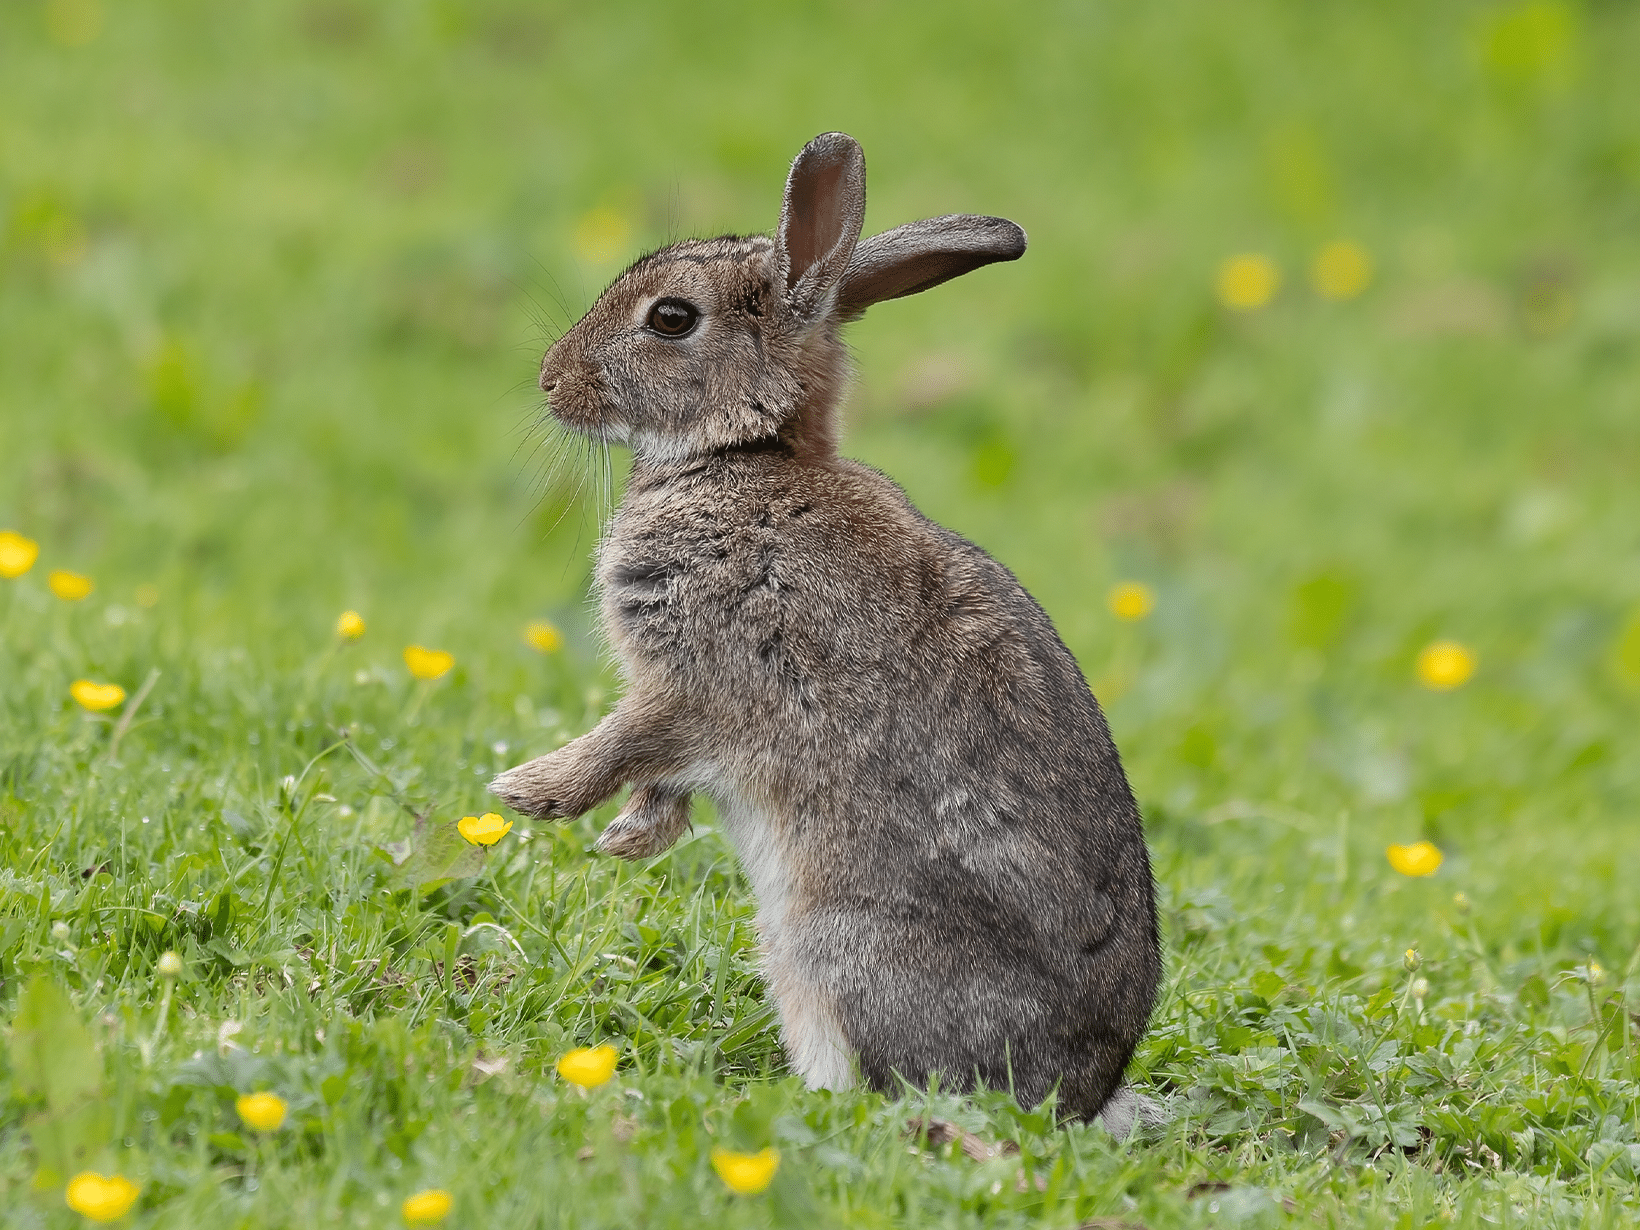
696 768 854 1092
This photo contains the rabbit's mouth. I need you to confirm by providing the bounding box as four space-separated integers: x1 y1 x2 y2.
543 364 620 436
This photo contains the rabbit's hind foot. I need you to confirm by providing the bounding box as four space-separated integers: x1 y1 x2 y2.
595 783 692 860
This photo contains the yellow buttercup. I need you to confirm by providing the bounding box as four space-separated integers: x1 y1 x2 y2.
556 1044 618 1088
401 1189 453 1225
49 570 94 600
1386 841 1443 878
710 1147 781 1195
404 645 455 680
64 1172 139 1222
70 680 126 712
457 813 513 846
0 530 39 578
236 1091 288 1131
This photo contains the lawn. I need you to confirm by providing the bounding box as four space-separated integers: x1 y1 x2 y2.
4 1 1640 1226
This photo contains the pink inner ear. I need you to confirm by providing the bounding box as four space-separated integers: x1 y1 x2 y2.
786 154 853 290
787 143 865 291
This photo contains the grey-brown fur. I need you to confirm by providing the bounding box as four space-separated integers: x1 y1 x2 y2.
492 133 1160 1121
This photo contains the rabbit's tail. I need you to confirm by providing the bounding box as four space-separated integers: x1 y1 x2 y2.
1095 1085 1166 1141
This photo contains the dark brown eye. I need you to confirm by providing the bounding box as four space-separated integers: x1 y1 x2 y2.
646 298 699 337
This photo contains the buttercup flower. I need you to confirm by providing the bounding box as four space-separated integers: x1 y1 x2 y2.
64 1172 139 1222
49 570 94 600
336 610 366 639
236 1091 288 1131
1386 841 1443 878
1311 241 1373 300
1216 254 1280 310
70 680 126 712
1107 582 1155 622
524 619 563 653
1403 948 1421 972
0 530 39 578
575 206 631 264
401 1189 454 1225
1417 641 1476 690
457 813 513 846
556 1044 618 1088
710 1147 781 1195
404 645 455 681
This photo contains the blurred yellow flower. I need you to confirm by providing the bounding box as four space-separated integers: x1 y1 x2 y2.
556 1044 618 1088
574 206 631 263
49 570 94 601
404 645 454 680
1311 241 1373 300
1416 641 1476 690
1107 582 1155 622
401 1189 453 1225
1216 254 1280 310
46 0 103 48
524 619 563 653
336 610 366 639
0 531 40 578
64 1171 139 1222
70 680 126 712
457 812 513 846
710 1147 781 1195
1386 841 1443 878
236 1091 288 1131
134 584 160 608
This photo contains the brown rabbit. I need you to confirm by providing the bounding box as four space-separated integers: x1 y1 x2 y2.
493 133 1160 1123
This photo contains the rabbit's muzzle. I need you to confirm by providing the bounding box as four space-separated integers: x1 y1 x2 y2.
541 357 617 436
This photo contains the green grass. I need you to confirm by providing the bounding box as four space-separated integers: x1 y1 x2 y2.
4 1 1640 1226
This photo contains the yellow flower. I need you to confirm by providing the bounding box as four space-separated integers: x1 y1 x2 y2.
70 680 126 712
457 812 513 846
64 1171 139 1222
524 619 563 653
574 206 631 263
404 645 455 681
1416 640 1476 690
556 1044 618 1088
336 610 367 639
49 570 94 600
401 1189 454 1225
1312 241 1373 300
236 1091 288 1132
0 530 40 578
1386 841 1443 878
710 1147 780 1195
1216 254 1280 310
1107 582 1155 622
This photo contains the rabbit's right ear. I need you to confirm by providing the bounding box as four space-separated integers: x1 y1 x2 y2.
777 132 867 320
838 214 1027 318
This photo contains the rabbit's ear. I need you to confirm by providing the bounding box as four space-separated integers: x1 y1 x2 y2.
777 132 867 319
838 215 1026 317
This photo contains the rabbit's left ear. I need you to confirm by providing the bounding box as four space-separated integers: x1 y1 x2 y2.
777 132 867 319
838 214 1026 318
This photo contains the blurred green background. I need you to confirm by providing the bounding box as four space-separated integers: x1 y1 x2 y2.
6 0 1640 1222
6 0 1637 895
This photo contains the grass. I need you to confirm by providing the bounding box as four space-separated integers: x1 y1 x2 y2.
3 0 1640 1225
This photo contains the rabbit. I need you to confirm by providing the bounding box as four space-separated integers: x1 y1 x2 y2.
492 132 1160 1123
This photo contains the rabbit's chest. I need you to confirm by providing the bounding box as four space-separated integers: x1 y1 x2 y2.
597 519 790 665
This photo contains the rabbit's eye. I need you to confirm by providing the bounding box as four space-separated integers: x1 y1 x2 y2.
646 299 699 338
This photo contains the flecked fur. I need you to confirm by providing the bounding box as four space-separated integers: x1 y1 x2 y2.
492 132 1160 1121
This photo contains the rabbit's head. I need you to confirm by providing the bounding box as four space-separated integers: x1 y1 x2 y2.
539 132 1025 462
